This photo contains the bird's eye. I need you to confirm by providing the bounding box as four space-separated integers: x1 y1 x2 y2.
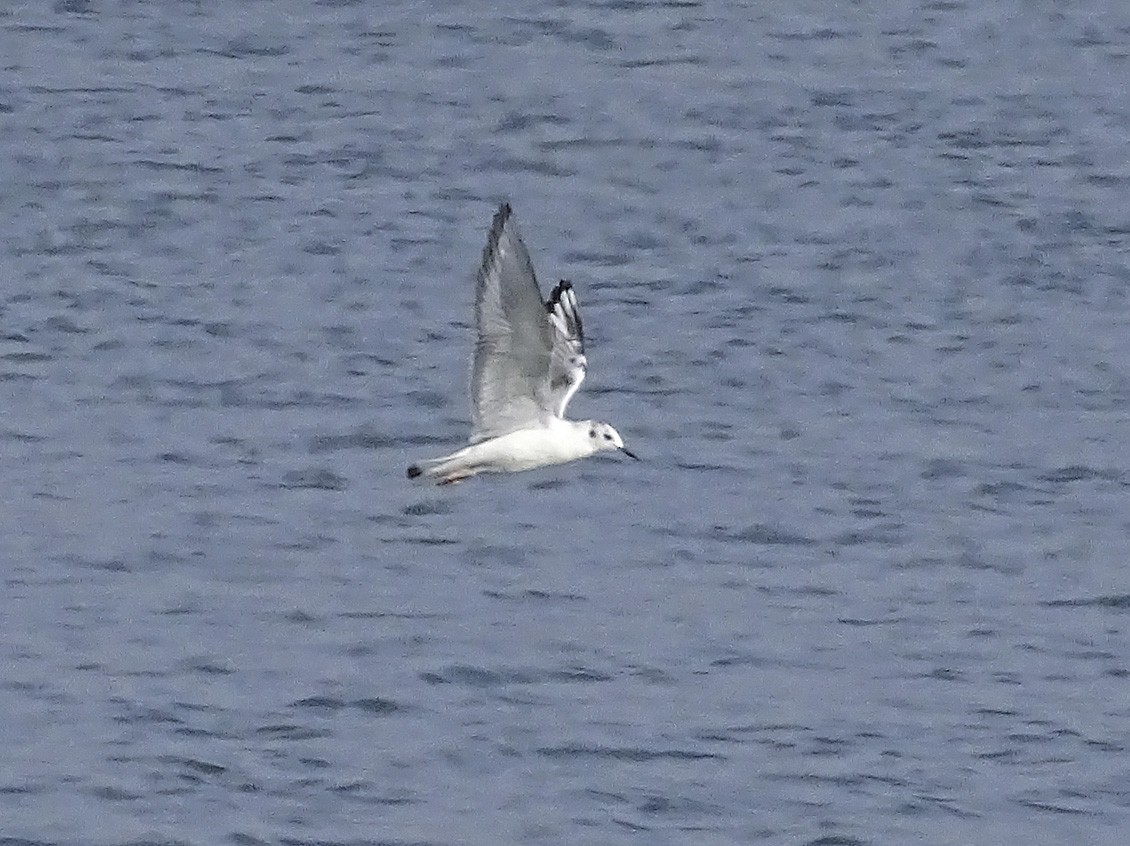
603 434 612 441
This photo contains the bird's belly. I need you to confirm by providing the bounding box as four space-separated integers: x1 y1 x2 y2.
476 427 587 472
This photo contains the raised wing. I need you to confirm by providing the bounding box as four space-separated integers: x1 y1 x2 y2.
545 280 587 418
469 203 555 443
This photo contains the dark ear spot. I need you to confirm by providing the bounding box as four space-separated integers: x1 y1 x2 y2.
589 428 596 438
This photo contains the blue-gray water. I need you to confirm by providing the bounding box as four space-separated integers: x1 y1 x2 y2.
2 2 1129 844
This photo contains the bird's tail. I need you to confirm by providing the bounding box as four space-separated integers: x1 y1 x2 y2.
406 456 444 480
406 448 475 485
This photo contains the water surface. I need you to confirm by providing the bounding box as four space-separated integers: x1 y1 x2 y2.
2 2 1129 844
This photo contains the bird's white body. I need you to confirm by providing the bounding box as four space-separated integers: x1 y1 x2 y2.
410 418 629 483
407 203 636 485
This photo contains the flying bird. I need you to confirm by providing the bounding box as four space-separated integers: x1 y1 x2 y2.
407 203 637 484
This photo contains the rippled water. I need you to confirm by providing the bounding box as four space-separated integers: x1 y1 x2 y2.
3 2 1129 844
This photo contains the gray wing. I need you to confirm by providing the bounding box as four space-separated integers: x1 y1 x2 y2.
469 203 556 443
545 280 587 418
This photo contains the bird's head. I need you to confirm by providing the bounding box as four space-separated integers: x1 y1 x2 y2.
585 421 638 460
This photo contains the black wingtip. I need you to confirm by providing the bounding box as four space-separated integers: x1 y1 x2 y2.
494 202 513 228
546 280 573 314
546 279 584 342
480 203 516 270
477 204 511 290
406 465 422 479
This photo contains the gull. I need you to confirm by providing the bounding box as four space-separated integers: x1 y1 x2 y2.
407 202 637 484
